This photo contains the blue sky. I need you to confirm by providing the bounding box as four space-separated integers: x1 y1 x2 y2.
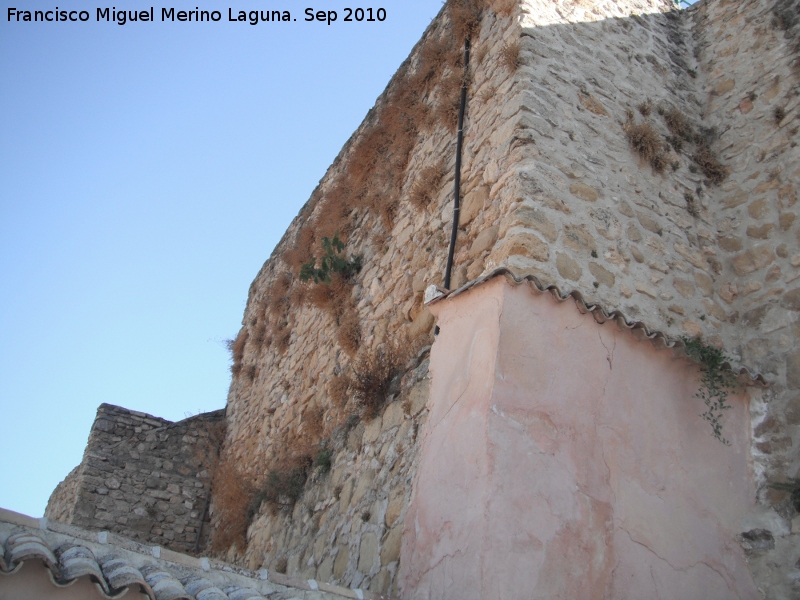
0 0 696 518
0 0 444 517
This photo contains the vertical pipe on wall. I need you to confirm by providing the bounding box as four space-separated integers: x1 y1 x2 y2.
444 37 471 290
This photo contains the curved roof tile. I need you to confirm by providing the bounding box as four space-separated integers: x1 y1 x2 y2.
56 544 107 590
224 586 268 600
5 531 60 576
100 555 155 599
142 566 193 600
0 508 386 600
182 577 230 600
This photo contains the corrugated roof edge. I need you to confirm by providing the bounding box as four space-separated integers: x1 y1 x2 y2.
425 267 768 386
0 507 392 600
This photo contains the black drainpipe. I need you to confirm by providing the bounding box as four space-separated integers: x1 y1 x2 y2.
443 37 471 291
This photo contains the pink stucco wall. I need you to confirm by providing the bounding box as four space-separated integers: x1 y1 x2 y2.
399 277 758 599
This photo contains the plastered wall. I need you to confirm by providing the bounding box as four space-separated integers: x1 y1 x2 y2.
400 276 759 599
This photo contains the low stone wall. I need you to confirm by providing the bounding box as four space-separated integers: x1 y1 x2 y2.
45 404 225 555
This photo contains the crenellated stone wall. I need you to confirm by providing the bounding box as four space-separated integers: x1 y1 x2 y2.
46 404 225 555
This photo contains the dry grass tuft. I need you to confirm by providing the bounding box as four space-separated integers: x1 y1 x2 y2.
304 405 325 440
307 283 337 311
623 112 668 173
328 374 351 407
315 186 355 241
375 192 400 229
252 466 309 511
434 72 464 132
252 320 267 348
447 0 487 40
274 321 291 354
499 40 521 72
693 146 729 185
287 283 307 306
283 226 316 271
474 43 489 65
209 451 254 553
412 37 453 90
662 107 694 141
349 338 417 419
684 192 700 217
637 98 653 117
351 357 396 420
409 161 447 210
269 272 292 308
479 84 497 104
336 308 362 356
227 329 248 376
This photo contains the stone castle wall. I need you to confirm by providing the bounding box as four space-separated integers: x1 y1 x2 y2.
46 0 800 595
46 404 225 555
491 0 799 593
215 1 536 596
223 0 799 594
45 465 81 524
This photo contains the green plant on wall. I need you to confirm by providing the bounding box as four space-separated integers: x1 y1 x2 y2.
299 233 362 284
681 336 739 445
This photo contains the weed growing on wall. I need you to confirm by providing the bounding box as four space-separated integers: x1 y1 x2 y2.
250 466 309 515
342 337 422 419
499 40 521 72
623 110 668 173
209 450 255 552
299 234 362 284
682 336 739 445
692 145 729 185
226 329 248 376
314 448 333 474
409 160 447 210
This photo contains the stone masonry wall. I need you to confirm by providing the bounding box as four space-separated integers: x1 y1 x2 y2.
43 0 799 594
216 0 799 596
214 0 701 595
46 404 225 555
45 465 81 524
452 0 797 594
242 354 430 598
216 2 529 596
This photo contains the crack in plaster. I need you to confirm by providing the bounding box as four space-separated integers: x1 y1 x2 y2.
598 332 617 371
418 545 468 594
619 525 740 597
430 298 499 430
